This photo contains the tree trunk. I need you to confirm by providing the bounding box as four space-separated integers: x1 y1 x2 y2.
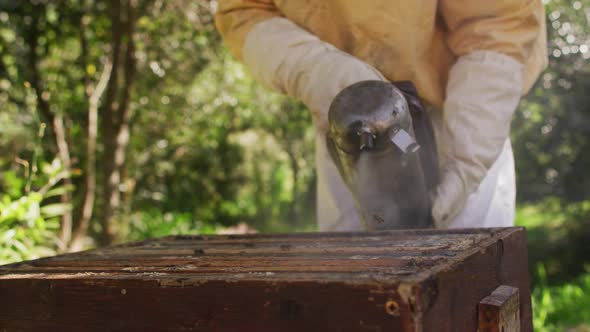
99 0 138 245
286 149 300 228
70 55 113 251
69 8 115 252
52 114 74 251
26 3 74 252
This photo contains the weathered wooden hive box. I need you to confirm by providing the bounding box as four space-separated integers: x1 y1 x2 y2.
0 228 531 331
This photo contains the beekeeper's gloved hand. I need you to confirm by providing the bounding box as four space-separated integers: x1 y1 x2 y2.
242 17 386 132
432 51 523 228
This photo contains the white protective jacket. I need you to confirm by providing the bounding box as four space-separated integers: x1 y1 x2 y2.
215 0 547 230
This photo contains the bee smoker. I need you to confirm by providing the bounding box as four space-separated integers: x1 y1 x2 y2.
326 81 439 230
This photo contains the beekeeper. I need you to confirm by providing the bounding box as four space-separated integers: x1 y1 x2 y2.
215 1 547 231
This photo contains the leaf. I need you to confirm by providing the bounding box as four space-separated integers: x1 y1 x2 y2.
28 192 43 203
11 238 28 255
43 184 75 199
23 200 41 227
2 170 25 198
0 229 16 242
41 159 62 176
40 203 72 218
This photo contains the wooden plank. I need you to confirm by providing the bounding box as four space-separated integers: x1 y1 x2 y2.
0 229 500 280
478 285 520 332
0 278 416 332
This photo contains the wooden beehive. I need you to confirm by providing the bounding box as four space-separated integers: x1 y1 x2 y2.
0 228 531 331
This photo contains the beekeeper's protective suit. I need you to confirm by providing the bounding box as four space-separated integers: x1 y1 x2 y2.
215 1 547 230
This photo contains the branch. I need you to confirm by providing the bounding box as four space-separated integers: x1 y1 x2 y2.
116 0 137 128
37 170 70 196
26 4 53 124
102 0 123 126
91 60 114 106
70 59 113 252
98 0 126 245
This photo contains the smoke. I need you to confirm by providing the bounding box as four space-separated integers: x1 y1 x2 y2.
353 150 431 230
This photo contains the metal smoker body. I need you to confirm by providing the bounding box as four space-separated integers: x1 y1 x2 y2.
327 81 439 230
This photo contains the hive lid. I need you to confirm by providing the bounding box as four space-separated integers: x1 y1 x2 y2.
0 228 520 287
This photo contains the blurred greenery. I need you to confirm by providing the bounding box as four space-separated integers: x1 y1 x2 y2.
515 200 590 331
0 157 70 262
531 264 590 331
0 0 588 330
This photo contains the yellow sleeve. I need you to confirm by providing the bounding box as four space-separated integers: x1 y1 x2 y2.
215 0 281 60
439 0 545 63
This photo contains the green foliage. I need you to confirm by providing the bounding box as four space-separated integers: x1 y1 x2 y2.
0 0 316 243
532 265 590 332
516 200 590 330
129 48 316 232
0 158 69 264
516 198 590 285
509 4 590 325
123 209 220 241
513 0 590 202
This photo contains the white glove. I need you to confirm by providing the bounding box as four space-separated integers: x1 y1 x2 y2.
432 51 523 228
242 17 385 132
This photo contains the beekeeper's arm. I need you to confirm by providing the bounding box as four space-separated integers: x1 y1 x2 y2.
432 0 546 228
215 0 385 132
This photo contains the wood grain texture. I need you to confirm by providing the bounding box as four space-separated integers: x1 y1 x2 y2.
0 228 532 332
